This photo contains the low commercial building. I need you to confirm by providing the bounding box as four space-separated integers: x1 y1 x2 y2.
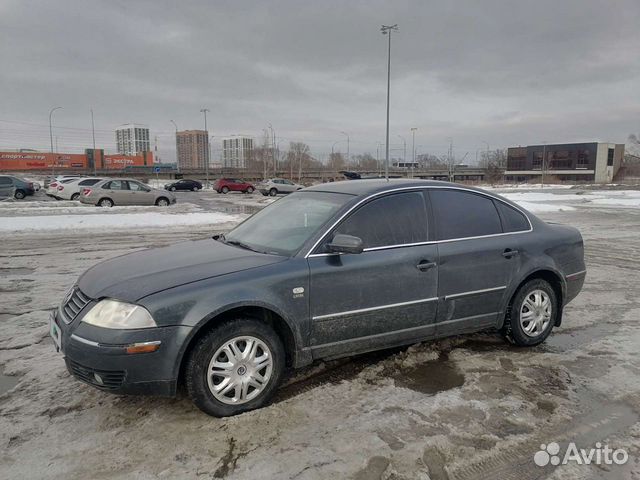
505 142 624 183
0 149 153 171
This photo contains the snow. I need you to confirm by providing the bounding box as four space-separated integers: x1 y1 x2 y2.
0 211 243 232
513 201 576 212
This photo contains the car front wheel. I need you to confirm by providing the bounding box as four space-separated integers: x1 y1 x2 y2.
504 279 557 346
156 197 170 206
170 186 176 191
14 189 26 200
185 318 285 417
246 186 254 194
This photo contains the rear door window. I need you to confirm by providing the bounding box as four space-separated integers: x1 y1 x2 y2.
331 192 428 249
0 177 12 186
430 189 502 240
107 180 127 190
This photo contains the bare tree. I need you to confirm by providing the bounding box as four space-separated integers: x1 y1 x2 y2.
327 152 346 172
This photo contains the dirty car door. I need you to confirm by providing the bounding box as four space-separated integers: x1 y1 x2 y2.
307 191 438 359
429 188 523 336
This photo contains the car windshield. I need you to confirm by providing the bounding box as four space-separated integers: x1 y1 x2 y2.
224 191 352 256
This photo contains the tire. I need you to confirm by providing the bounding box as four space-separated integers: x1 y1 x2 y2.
269 188 278 197
185 318 285 417
221 186 229 194
14 189 26 200
246 186 254 194
156 197 170 206
192 186 198 192
170 186 176 192
503 279 557 346
98 198 114 207
71 193 80 201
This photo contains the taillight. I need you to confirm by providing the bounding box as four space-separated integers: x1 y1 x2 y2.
82 188 92 196
57 186 64 191
50 182 58 188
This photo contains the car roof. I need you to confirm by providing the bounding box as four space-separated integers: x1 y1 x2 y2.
303 178 470 196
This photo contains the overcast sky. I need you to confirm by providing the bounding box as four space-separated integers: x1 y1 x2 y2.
1 0 639 163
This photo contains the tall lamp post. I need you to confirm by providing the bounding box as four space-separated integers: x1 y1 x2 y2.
340 131 350 165
90 108 97 175
381 24 398 181
541 142 547 189
397 134 407 165
410 127 417 178
170 120 179 172
49 106 62 153
200 109 210 188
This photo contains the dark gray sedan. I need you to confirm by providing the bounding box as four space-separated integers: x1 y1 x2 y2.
50 180 585 416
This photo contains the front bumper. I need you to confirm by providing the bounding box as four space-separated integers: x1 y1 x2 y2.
51 309 192 396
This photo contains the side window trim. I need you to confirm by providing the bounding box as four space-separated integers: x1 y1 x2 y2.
305 186 533 258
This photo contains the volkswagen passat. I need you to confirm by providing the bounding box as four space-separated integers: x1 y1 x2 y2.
50 180 585 416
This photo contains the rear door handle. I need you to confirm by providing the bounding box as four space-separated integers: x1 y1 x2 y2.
502 249 519 258
416 261 437 271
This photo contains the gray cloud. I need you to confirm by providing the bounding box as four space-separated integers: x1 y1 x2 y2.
1 0 638 162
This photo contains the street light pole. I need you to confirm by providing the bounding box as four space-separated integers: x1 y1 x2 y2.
49 106 62 153
90 108 97 175
410 127 417 178
340 131 350 165
381 24 398 181
200 108 210 187
397 134 406 164
541 143 547 189
170 120 180 173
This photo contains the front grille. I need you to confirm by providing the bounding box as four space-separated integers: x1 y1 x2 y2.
60 286 92 324
66 359 126 390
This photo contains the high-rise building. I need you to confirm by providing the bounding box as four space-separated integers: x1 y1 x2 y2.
222 136 253 169
115 124 150 155
176 130 209 169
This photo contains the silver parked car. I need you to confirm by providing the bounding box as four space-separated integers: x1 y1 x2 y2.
258 178 304 196
79 178 176 207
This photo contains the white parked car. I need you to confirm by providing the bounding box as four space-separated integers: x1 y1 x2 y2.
46 178 78 198
48 177 105 200
257 178 304 196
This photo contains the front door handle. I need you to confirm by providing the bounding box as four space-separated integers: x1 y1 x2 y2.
502 249 519 258
416 261 437 271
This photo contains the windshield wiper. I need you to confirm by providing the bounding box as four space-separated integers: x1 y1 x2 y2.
224 239 263 253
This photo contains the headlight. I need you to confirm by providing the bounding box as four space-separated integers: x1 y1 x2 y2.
82 299 157 329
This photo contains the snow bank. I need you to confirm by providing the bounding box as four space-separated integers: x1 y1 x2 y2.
514 201 575 212
0 211 244 232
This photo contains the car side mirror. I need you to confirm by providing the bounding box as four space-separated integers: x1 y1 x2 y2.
327 234 364 254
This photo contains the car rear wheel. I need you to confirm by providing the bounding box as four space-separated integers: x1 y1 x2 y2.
185 318 285 417
246 186 254 194
98 198 114 207
221 186 229 194
269 188 278 196
156 197 170 206
504 279 557 346
71 193 80 201
14 189 26 200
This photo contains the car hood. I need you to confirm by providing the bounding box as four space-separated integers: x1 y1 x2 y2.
78 238 286 302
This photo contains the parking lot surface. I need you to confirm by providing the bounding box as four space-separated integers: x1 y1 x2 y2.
1 187 639 479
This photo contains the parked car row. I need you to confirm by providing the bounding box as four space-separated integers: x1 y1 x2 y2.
164 177 305 196
43 175 175 207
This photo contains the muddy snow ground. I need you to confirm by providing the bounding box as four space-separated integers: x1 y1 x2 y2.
1 186 639 479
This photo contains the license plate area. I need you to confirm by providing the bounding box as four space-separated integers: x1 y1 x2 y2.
50 313 62 352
